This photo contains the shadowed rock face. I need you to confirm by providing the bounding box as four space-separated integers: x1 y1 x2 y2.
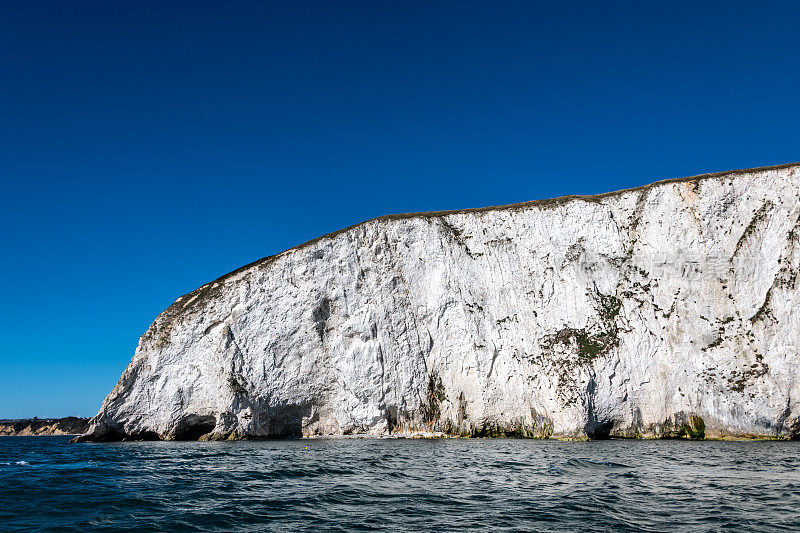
77 163 800 442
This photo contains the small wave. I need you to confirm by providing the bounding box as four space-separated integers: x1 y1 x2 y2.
562 458 631 469
15 461 29 466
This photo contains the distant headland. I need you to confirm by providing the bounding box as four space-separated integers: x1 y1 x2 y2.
0 417 90 436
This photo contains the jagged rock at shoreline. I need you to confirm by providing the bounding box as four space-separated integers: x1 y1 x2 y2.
77 163 800 442
1 418 90 436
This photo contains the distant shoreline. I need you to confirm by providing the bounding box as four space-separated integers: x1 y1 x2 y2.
0 417 90 437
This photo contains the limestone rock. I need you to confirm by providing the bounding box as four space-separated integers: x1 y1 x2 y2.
77 163 800 441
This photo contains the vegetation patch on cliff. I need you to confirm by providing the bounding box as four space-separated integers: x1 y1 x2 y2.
541 293 622 364
660 414 706 439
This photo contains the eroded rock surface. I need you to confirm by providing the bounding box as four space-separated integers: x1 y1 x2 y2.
78 163 800 441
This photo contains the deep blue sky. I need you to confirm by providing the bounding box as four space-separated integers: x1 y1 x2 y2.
1 1 798 418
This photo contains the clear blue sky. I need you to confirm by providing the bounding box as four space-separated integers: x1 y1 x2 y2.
1 1 798 418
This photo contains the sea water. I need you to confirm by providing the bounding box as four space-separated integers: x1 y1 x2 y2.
1 436 799 531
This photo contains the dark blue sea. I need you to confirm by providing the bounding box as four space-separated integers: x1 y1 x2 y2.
1 436 799 531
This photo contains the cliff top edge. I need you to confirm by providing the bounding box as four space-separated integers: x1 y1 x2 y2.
173 161 800 308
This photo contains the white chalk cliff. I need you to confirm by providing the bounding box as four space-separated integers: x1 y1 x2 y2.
78 163 800 441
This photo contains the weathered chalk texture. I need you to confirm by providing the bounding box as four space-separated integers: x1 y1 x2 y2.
77 163 800 441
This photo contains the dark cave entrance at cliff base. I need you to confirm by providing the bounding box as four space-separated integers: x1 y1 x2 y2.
172 414 217 440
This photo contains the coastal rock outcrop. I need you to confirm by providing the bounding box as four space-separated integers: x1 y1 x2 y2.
78 163 800 441
2 418 90 436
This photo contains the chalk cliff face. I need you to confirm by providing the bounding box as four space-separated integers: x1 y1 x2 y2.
78 164 800 441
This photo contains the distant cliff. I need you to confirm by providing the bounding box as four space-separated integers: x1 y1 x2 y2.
78 163 800 441
1 418 90 436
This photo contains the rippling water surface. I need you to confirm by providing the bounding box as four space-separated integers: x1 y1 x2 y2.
1 436 799 531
